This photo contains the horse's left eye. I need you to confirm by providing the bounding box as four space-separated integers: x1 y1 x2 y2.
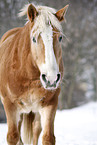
59 36 63 42
33 37 36 43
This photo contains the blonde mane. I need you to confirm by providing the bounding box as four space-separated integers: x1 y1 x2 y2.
18 3 62 35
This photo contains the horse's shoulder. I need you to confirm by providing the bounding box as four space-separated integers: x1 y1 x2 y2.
0 27 22 45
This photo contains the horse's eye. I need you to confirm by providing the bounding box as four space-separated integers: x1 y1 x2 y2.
33 37 36 43
59 36 62 42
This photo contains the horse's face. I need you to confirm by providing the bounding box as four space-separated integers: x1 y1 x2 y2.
28 4 68 90
31 27 62 90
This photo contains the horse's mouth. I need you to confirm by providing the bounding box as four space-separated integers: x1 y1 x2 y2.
41 79 60 90
45 81 57 89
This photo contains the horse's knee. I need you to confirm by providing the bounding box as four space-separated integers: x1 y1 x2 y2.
7 130 19 145
42 134 55 145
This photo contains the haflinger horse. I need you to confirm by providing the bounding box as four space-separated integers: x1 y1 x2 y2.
0 3 68 145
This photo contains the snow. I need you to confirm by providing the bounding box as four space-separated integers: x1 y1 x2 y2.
0 102 97 145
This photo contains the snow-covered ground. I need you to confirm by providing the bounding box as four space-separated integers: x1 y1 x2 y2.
0 102 97 145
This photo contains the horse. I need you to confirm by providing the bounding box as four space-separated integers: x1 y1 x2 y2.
0 3 68 145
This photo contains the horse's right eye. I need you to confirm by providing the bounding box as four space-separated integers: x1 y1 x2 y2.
33 37 36 43
59 36 63 42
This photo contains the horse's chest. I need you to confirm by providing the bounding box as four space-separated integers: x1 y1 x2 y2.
18 92 43 114
16 87 54 114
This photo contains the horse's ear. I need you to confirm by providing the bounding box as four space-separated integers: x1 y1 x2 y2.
27 4 38 22
55 5 69 21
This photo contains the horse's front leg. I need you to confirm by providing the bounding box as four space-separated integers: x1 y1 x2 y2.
3 98 20 145
39 93 58 145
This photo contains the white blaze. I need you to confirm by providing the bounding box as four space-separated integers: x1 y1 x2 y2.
39 25 59 83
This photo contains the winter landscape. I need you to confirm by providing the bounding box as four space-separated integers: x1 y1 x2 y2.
0 0 97 145
0 102 97 145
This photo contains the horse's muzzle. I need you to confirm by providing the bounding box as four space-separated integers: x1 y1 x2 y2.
40 73 61 90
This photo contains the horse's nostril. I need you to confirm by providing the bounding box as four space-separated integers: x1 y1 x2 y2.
56 73 61 83
42 74 47 82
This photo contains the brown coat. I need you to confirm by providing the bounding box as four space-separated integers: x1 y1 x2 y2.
0 3 68 145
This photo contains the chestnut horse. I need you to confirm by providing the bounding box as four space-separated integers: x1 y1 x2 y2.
0 3 68 145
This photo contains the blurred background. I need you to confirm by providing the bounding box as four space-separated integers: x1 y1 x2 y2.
0 0 97 123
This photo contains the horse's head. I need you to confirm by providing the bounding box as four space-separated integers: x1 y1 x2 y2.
27 4 68 90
